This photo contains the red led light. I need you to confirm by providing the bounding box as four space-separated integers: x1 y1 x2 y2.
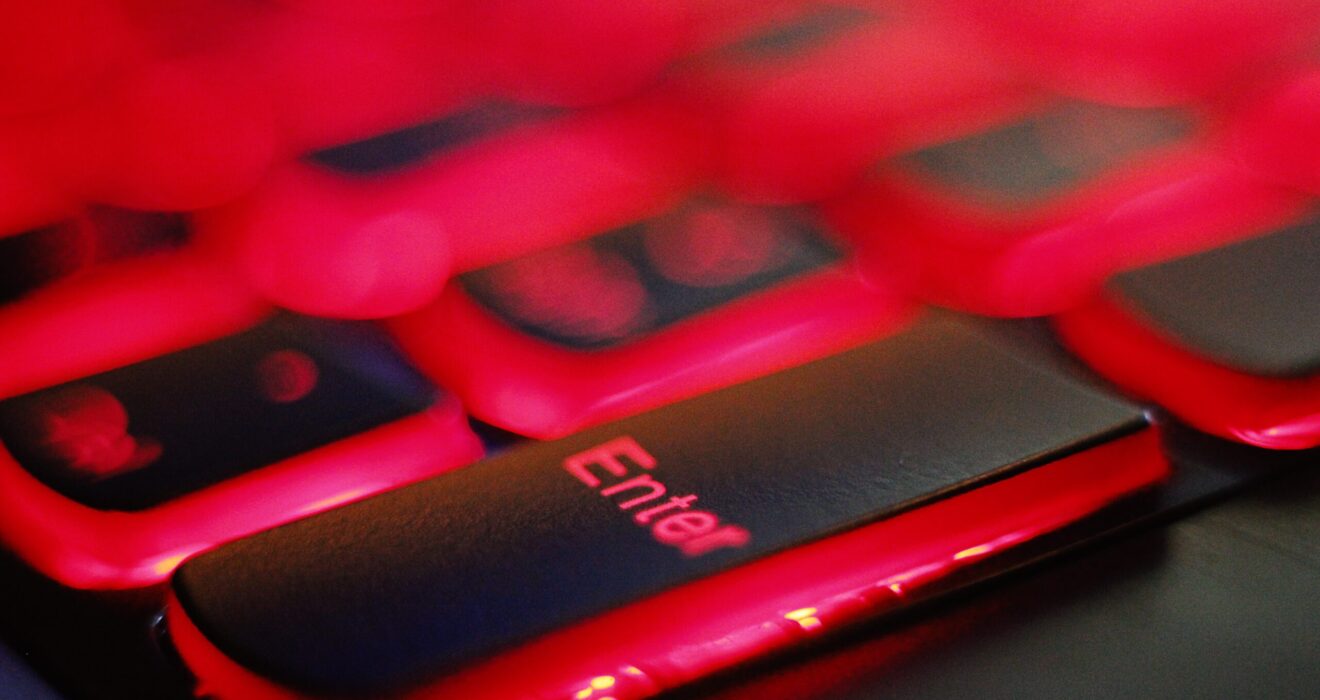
167 429 1168 699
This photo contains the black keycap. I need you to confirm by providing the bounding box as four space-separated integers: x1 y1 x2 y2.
456 196 842 349
896 100 1193 209
172 314 1146 695
0 315 437 511
1110 215 1320 377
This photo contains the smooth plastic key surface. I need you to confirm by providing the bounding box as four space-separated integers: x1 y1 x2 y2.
1057 217 1320 449
169 315 1163 698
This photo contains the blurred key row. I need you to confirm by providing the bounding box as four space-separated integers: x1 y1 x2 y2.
0 0 1315 618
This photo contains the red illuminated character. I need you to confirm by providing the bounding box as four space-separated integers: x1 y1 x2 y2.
0 251 482 589
22 385 163 480
674 2 1032 203
470 0 812 107
830 96 1309 316
390 195 916 438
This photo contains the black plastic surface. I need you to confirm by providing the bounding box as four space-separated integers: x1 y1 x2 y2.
0 315 435 511
174 315 1144 694
1112 216 1320 377
898 101 1192 208
459 197 841 349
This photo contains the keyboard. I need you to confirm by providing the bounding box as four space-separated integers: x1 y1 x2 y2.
1 2 1319 698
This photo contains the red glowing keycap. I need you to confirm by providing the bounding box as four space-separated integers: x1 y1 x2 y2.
1232 69 1320 195
164 316 1167 699
0 208 185 304
21 385 164 480
170 430 1167 700
1056 213 1320 450
0 220 99 303
194 5 484 155
832 97 1310 316
0 64 274 233
0 253 482 589
269 0 455 20
0 0 137 117
677 3 1032 203
390 195 916 438
474 0 810 107
909 0 1320 106
200 99 704 319
0 3 483 235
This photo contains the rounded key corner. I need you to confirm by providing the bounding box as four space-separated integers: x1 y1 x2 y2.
1055 296 1320 451
0 251 273 402
0 404 483 590
677 6 1034 205
163 423 1169 700
0 284 483 588
844 97 1301 316
390 259 918 439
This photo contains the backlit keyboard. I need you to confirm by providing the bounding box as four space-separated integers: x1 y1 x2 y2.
1 2 1319 699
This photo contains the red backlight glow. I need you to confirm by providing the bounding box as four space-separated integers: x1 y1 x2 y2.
166 429 1167 699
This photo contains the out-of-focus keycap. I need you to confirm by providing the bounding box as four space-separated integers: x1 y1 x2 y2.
167 315 1165 699
0 62 274 233
0 255 482 588
1056 214 1320 449
0 4 482 235
474 0 809 107
677 2 1032 203
270 0 454 20
195 5 484 156
0 1 138 117
0 209 186 305
832 97 1310 315
1233 69 1320 195
200 99 704 319
908 0 1320 106
390 194 916 437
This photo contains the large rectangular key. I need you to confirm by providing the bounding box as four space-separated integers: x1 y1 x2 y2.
167 314 1167 699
